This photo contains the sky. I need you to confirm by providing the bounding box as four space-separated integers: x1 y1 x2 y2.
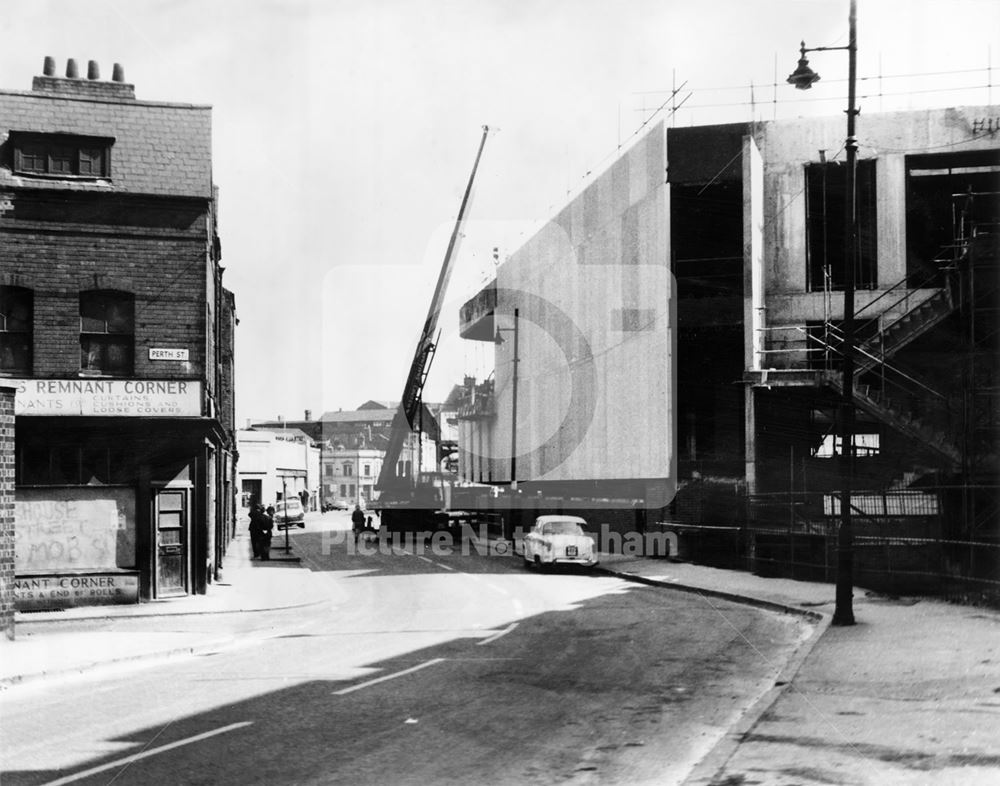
2 0 997 425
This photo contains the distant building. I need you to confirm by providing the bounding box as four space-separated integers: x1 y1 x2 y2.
252 400 439 507
430 384 465 474
236 429 320 516
324 446 383 508
2 58 236 608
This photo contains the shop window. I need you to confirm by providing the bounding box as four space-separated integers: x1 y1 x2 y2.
80 290 134 375
339 484 346 496
18 444 50 485
10 132 113 178
806 160 877 292
17 442 133 485
0 285 32 374
51 446 81 484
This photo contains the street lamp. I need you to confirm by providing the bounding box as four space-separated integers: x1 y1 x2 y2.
788 0 858 626
494 308 520 491
274 475 292 554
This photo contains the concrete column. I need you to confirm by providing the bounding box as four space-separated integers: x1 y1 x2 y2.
877 155 907 287
744 385 758 495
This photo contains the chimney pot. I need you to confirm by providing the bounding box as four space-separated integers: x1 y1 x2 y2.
87 60 100 80
112 62 125 82
66 58 79 78
43 56 56 76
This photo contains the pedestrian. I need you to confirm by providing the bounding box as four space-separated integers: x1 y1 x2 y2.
261 506 275 559
248 504 268 559
352 504 365 541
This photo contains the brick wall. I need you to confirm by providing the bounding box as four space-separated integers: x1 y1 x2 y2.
0 386 15 640
2 195 210 378
31 75 136 101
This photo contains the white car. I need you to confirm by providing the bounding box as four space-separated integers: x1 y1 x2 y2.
272 498 306 530
523 515 598 570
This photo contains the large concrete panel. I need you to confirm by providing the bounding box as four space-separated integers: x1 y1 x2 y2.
486 122 674 492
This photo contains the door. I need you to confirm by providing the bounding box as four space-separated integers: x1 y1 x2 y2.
155 488 189 597
241 478 262 510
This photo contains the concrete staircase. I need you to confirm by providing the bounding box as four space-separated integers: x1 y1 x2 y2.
823 372 962 466
854 285 956 376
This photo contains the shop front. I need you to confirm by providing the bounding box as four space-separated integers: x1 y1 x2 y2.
11 379 226 608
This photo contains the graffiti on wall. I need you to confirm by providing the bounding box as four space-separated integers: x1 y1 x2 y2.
15 488 136 573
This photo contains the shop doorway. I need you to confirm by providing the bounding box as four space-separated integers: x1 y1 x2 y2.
154 487 189 597
241 478 262 511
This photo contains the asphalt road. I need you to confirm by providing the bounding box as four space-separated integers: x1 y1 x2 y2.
1 513 810 785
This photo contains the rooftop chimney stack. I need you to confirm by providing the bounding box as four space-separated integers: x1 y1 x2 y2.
34 56 136 99
305 410 312 421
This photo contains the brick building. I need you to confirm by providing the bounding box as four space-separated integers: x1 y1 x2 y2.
0 58 237 608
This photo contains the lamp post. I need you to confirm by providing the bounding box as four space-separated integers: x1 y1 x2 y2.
494 308 520 490
495 309 520 544
274 475 292 554
788 0 857 625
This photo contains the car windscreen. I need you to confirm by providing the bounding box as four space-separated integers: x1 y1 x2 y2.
541 521 584 536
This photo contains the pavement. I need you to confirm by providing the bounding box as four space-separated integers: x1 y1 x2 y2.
1 527 328 690
3 523 999 786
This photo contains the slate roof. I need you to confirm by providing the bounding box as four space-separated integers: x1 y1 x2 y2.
0 76 212 198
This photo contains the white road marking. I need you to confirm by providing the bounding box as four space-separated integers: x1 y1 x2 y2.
39 722 253 786
332 658 446 695
477 622 519 646
434 562 456 571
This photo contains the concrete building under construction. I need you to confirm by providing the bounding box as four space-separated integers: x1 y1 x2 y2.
458 105 999 599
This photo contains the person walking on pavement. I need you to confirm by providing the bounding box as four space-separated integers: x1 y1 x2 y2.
351 504 366 542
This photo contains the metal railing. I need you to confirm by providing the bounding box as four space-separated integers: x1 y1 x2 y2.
746 487 1000 606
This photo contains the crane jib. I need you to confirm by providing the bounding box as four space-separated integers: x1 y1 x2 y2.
376 126 490 491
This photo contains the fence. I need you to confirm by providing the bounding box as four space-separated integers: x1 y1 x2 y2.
746 487 1000 606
